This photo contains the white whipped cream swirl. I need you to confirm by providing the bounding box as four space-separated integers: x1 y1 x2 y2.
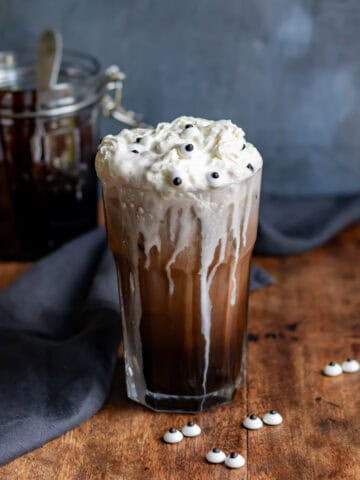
96 116 262 193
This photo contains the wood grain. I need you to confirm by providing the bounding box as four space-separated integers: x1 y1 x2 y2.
0 222 359 480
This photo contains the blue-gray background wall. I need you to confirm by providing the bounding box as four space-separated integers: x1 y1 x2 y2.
1 0 359 195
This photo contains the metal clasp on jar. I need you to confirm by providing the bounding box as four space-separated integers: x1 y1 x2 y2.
101 65 144 127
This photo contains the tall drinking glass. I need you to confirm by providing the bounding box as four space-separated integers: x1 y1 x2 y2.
97 119 262 412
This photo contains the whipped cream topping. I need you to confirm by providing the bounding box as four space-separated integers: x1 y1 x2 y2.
96 116 262 194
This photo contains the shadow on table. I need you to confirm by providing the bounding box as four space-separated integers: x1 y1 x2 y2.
108 357 128 405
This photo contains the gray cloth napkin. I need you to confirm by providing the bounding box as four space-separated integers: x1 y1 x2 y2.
256 193 360 255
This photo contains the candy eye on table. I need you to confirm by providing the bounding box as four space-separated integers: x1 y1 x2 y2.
243 414 264 430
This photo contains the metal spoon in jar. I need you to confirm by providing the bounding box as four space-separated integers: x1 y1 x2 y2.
36 29 74 108
36 29 62 91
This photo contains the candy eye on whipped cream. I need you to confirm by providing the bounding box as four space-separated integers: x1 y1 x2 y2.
96 116 263 413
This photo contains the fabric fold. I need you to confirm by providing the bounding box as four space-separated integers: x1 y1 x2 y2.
0 232 120 465
256 193 360 255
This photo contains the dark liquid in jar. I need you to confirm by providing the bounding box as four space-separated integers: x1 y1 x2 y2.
0 90 98 260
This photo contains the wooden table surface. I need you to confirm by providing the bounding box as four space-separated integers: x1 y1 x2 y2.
0 223 359 480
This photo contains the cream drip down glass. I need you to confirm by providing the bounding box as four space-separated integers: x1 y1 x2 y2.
96 116 262 412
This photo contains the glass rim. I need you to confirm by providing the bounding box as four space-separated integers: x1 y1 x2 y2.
100 165 262 197
0 48 103 119
0 48 101 88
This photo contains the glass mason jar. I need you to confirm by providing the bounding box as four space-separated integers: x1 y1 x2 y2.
0 50 138 260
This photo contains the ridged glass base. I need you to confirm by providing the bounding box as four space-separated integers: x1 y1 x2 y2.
128 384 237 413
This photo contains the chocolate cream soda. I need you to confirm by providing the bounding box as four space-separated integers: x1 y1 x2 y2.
96 116 262 412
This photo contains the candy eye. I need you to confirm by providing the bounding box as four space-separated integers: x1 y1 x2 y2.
171 169 185 187
182 124 200 138
172 177 182 186
323 361 342 376
163 427 183 443
225 452 246 469
262 410 283 426
180 143 195 157
207 171 221 187
242 414 263 430
247 163 254 172
181 421 201 437
341 359 359 373
139 135 152 148
206 448 226 464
